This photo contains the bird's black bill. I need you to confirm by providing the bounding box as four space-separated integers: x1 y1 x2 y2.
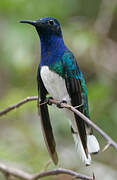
19 20 36 26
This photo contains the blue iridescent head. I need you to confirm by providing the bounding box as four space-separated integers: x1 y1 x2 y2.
20 17 62 37
20 17 67 65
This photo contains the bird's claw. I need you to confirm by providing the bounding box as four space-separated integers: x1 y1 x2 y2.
57 100 67 108
45 97 53 105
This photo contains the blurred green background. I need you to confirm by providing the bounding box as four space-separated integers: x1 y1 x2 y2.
0 0 117 179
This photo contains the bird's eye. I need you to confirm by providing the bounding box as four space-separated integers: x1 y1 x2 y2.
48 20 54 25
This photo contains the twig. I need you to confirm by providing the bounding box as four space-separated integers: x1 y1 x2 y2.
31 168 93 180
0 96 117 151
0 163 30 180
43 160 52 171
0 163 93 180
0 96 38 116
102 143 111 152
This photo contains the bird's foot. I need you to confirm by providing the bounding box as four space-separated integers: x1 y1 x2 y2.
71 126 77 134
74 103 83 109
57 100 67 108
45 97 53 105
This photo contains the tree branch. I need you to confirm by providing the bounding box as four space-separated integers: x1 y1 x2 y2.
0 96 117 151
0 163 93 180
0 96 38 116
31 168 93 180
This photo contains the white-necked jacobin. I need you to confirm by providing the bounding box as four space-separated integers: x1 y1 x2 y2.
20 17 100 166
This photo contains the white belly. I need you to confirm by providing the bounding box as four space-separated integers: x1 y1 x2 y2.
40 66 70 102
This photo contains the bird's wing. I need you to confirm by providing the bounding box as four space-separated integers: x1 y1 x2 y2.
37 68 58 165
62 52 88 158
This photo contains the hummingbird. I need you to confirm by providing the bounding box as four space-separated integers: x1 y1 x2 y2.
20 17 100 166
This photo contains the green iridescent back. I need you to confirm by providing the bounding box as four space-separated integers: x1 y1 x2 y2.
49 50 90 118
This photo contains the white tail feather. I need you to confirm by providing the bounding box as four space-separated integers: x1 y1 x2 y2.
73 133 91 166
64 109 100 165
87 135 100 154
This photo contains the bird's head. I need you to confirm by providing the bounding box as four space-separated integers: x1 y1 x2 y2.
20 17 62 37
